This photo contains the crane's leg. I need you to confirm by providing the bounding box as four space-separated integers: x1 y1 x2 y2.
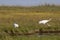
47 23 51 26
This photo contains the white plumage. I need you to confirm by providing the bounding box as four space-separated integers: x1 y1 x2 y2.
13 23 19 28
39 19 51 26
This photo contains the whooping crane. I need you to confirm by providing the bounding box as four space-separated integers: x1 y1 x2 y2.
39 19 52 26
13 23 19 28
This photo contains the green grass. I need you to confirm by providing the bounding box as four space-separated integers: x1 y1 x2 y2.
0 5 60 40
0 12 60 40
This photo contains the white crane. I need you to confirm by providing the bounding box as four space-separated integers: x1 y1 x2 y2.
13 23 19 28
39 19 52 26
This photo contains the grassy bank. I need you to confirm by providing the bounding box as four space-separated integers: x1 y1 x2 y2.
0 5 60 40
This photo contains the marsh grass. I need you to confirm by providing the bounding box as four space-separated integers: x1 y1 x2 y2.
0 6 60 40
